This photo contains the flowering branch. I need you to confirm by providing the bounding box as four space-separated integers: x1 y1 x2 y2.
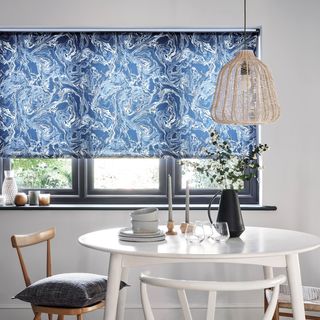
183 131 269 190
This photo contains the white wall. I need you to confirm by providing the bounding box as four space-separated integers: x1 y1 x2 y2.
1 0 320 319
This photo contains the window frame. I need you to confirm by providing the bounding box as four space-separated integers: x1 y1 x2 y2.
174 160 259 205
85 158 168 205
2 158 80 203
0 157 260 206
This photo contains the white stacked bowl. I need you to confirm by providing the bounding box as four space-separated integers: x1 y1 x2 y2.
130 208 159 233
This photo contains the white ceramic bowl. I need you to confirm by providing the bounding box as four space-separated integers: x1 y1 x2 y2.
130 208 159 222
131 219 159 233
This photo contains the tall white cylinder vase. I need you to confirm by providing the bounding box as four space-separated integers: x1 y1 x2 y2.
2 170 18 205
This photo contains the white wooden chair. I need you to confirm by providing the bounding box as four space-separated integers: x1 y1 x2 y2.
140 273 286 320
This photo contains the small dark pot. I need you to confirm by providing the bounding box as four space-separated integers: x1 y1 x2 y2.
216 189 245 237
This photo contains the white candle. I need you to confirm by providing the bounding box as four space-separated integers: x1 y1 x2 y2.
168 174 173 221
185 180 190 223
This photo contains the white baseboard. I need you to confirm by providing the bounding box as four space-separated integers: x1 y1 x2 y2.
0 305 264 320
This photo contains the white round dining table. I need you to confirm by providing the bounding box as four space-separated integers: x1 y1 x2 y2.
79 226 320 320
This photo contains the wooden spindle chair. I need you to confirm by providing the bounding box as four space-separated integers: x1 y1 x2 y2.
11 227 105 320
265 284 320 320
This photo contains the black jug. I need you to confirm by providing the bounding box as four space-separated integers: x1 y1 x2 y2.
208 189 245 238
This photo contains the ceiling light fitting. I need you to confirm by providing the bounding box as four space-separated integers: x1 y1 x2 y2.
211 0 280 125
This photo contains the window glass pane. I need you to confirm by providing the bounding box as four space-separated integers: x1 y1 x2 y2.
12 159 72 189
181 159 244 190
94 159 159 190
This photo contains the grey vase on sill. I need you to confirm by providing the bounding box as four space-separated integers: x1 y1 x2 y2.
208 189 245 238
2 170 18 205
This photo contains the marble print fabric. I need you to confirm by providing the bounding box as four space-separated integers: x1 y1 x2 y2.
0 32 258 158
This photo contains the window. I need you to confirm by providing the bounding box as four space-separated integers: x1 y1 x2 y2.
0 29 261 207
12 159 72 189
92 158 159 190
0 157 258 206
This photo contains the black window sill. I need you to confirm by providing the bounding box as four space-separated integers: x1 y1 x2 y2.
0 204 277 211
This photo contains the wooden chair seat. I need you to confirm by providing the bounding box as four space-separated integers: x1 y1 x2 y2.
278 284 320 304
32 301 104 319
265 284 320 319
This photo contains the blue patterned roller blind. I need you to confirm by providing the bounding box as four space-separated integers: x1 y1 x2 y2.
0 31 258 158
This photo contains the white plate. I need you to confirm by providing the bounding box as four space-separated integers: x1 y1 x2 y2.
119 227 164 238
119 235 166 243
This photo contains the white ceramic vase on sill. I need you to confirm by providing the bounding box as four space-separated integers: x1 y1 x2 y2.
2 170 18 205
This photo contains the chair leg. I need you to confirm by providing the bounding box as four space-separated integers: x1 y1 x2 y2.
264 288 279 320
140 281 155 320
273 303 280 320
48 314 52 320
57 316 64 320
33 313 41 320
177 289 192 320
77 315 83 320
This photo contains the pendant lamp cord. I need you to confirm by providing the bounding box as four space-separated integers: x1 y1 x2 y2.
244 0 247 50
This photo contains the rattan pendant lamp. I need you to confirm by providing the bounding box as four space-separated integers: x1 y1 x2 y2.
211 0 280 125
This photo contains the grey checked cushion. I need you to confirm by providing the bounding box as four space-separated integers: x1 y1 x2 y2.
14 273 127 307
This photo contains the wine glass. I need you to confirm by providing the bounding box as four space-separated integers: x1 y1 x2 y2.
185 221 205 244
202 221 214 240
211 222 230 242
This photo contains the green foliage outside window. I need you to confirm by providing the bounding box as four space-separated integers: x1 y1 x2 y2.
12 159 72 189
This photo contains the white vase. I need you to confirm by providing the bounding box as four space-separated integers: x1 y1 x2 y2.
2 170 18 205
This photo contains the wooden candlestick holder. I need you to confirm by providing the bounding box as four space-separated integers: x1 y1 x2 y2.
166 220 177 235
180 222 189 233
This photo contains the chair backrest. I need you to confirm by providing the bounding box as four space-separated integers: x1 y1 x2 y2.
11 227 56 287
140 273 286 320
